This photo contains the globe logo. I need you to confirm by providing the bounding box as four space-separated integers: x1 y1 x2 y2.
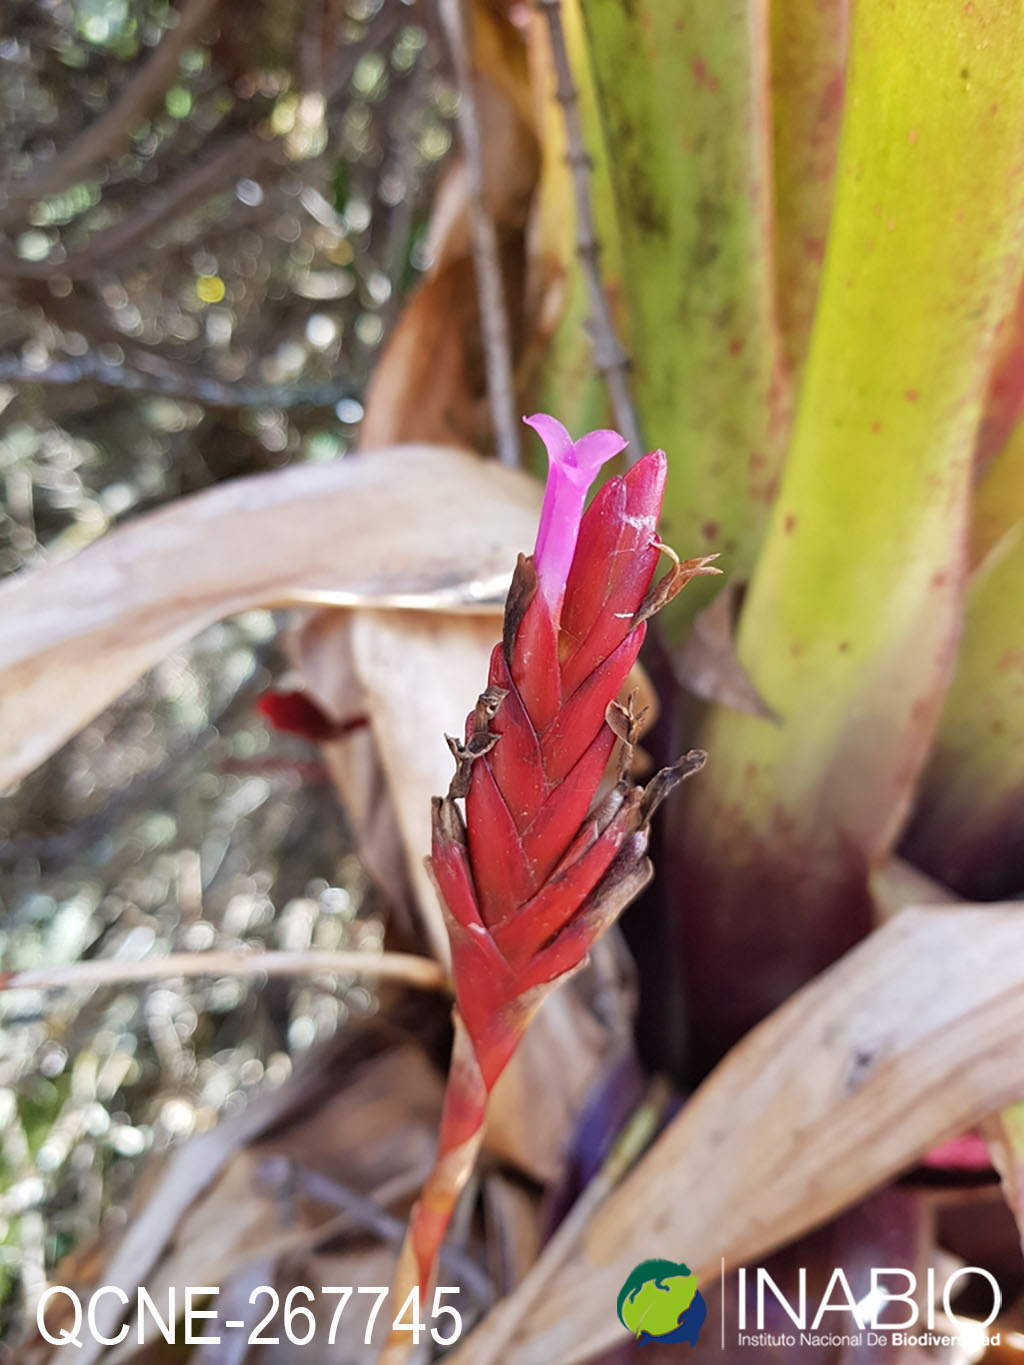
617 1259 708 1346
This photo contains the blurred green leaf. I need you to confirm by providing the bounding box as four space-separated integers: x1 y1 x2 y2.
771 0 848 383
970 416 1024 571
904 524 1024 900
532 0 621 456
582 0 789 633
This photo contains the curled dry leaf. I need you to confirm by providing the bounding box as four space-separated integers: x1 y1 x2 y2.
359 245 529 453
291 606 503 964
672 579 779 720
456 905 1024 1365
0 445 541 793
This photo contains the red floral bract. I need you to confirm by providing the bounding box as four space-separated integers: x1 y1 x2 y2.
387 422 716 1335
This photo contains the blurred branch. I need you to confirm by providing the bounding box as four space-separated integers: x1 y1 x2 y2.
63 132 268 277
537 0 642 460
260 1159 493 1306
0 351 357 409
0 0 221 229
0 648 272 871
0 133 269 281
0 3 403 280
0 949 448 994
439 0 521 468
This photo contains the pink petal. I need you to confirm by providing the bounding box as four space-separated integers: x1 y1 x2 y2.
523 414 628 618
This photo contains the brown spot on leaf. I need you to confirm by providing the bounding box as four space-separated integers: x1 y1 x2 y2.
691 57 720 93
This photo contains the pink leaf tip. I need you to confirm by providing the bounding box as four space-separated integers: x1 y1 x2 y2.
524 413 628 617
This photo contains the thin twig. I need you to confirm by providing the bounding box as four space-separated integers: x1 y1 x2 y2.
0 352 357 410
0 4 402 278
0 134 268 281
537 0 643 460
0 0 220 227
0 949 449 994
439 0 521 468
456 1076 673 1364
0 651 271 872
259 1160 494 1308
64 133 267 277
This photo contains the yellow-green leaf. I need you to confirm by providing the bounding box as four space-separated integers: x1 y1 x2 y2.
670 0 1024 1069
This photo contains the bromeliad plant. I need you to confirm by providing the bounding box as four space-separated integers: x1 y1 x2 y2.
387 415 714 1316
5 0 1024 1357
397 0 1024 1353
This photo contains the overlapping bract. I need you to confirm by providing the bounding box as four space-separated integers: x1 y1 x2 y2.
432 449 709 1079
390 425 714 1320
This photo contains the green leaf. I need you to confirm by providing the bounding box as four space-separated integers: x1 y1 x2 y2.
771 0 848 381
581 0 789 634
903 524 1024 900
669 0 1024 1069
970 418 1024 571
531 0 623 451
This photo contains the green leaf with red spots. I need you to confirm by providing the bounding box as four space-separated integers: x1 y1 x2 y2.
770 0 848 383
580 0 790 634
669 0 1024 1071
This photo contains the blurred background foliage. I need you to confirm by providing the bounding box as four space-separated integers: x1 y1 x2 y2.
0 0 450 1334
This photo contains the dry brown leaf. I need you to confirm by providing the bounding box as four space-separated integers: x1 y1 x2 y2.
486 985 613 1186
349 608 502 963
673 580 779 720
291 606 502 963
359 239 529 454
457 906 1024 1364
0 445 541 793
26 1031 447 1365
24 1033 375 1364
484 1174 543 1297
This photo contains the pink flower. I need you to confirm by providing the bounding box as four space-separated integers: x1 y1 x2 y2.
523 413 628 618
